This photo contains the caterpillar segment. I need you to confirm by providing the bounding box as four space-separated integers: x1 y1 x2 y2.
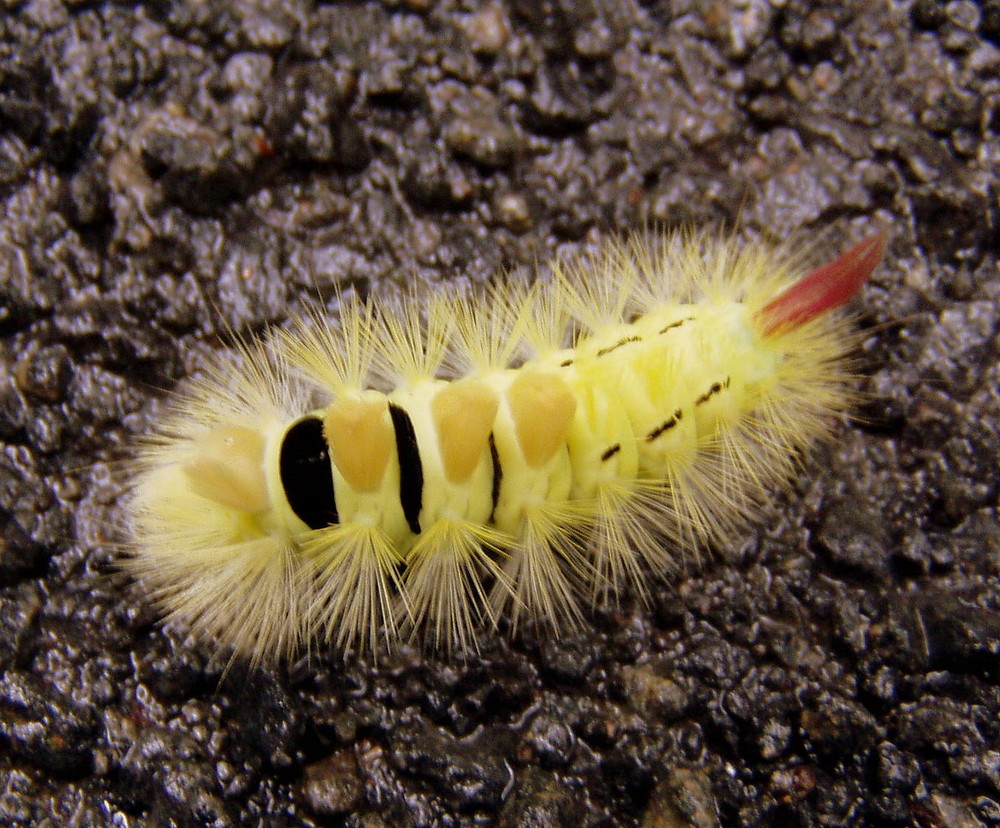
128 231 887 664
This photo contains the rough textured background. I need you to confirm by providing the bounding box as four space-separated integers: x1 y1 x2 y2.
1 0 999 826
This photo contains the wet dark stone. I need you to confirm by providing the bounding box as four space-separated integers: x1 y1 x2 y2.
493 191 533 233
50 298 179 376
910 181 993 263
0 670 98 774
678 636 754 690
137 648 207 703
497 766 585 828
779 6 840 56
914 595 1000 675
893 696 986 761
521 704 577 768
537 635 596 683
463 6 511 56
524 60 612 133
299 749 364 817
509 0 627 56
63 162 112 228
117 724 235 827
444 99 524 169
874 739 922 823
266 62 369 169
0 446 51 518
621 661 689 721
0 511 46 582
815 499 892 581
744 41 794 92
873 586 1000 677
814 777 867 826
14 344 73 404
983 1 1000 42
403 145 479 208
227 672 303 770
800 694 882 766
138 115 245 212
911 0 947 30
892 531 954 576
0 588 41 668
390 718 510 811
642 767 719 828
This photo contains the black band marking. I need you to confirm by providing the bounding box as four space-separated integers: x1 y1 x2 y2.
646 409 683 442
658 316 696 334
489 432 501 523
279 416 338 530
560 359 574 367
695 376 731 406
596 336 641 357
601 444 621 461
389 403 423 534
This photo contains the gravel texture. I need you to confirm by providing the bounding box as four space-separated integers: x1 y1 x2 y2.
1 1 998 826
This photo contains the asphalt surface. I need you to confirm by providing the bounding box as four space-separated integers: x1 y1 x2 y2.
0 1 998 826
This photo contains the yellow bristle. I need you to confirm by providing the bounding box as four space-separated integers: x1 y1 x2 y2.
399 519 513 651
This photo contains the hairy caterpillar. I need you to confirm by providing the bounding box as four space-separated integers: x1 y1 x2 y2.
127 230 887 665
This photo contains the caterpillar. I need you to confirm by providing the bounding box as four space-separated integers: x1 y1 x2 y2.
126 229 887 665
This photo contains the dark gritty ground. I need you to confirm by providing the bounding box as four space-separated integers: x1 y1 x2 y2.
1 0 999 826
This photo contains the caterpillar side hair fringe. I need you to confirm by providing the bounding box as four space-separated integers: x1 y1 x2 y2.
126 229 888 665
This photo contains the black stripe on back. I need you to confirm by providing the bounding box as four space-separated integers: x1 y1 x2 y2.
279 416 338 530
646 408 683 442
389 403 423 534
489 432 501 522
596 335 641 357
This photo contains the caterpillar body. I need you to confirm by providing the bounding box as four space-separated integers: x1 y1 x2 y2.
127 230 887 665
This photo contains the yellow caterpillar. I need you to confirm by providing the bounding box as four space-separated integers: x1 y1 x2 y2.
126 229 887 665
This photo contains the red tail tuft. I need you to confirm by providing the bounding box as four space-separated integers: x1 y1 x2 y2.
757 231 888 337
